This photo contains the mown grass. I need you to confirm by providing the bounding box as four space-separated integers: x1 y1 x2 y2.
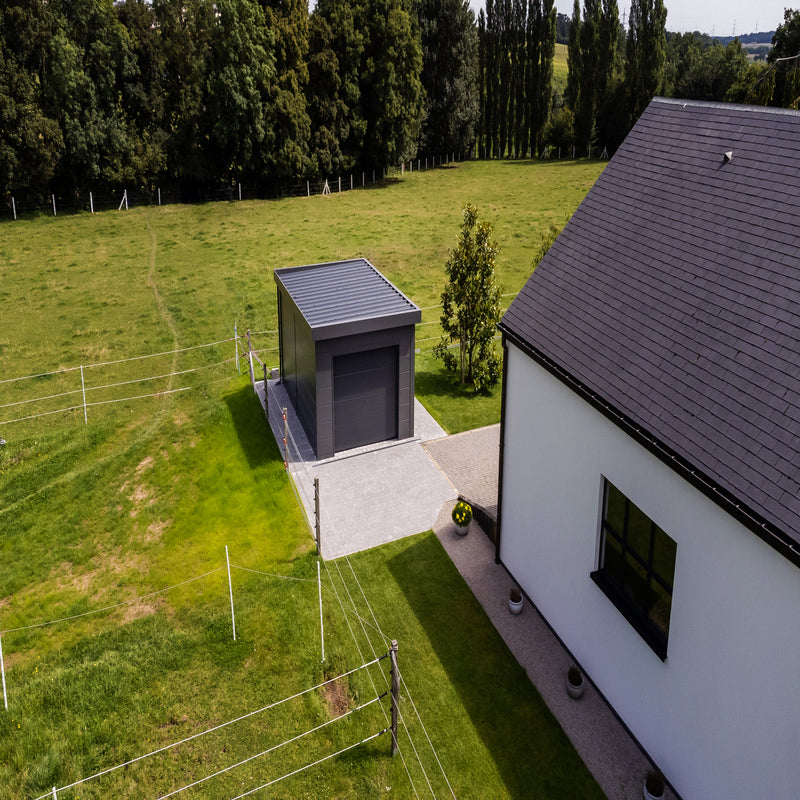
0 159 605 798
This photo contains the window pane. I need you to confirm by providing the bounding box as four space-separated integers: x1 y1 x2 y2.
626 503 652 560
595 478 677 660
605 483 626 535
652 527 677 590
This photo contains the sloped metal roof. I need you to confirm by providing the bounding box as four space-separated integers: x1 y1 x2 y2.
500 97 800 562
274 258 421 340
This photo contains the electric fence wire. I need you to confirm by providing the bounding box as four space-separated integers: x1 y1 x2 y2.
265 377 451 798
333 558 438 800
155 694 387 799
262 366 457 797
0 337 237 387
225 728 390 800
1 568 223 635
31 656 388 800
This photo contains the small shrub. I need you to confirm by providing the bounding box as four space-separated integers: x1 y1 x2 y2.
645 769 665 796
567 665 583 687
452 500 472 527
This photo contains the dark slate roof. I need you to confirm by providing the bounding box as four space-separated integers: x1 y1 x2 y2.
274 258 421 340
500 97 800 561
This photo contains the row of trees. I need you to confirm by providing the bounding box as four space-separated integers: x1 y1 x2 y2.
1 0 479 202
563 3 800 153
4 0 800 203
477 0 556 160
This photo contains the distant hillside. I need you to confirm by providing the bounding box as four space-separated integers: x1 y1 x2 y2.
713 31 775 45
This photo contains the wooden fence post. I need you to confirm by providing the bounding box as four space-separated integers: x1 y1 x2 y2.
390 640 399 756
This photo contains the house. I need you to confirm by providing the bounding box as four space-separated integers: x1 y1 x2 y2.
274 258 420 459
496 98 800 800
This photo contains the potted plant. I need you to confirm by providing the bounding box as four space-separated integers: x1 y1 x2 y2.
452 500 472 535
566 665 584 699
508 587 524 614
643 769 665 800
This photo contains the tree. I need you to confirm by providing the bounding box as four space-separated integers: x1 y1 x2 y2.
262 0 311 183
361 0 425 168
769 9 800 108
416 0 479 156
625 0 667 125
0 1 63 200
433 204 502 392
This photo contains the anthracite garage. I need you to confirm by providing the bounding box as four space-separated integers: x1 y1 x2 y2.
274 258 421 460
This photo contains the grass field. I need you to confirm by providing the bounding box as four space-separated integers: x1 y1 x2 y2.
0 158 606 798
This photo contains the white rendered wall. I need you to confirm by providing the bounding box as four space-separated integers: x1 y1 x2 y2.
499 341 800 800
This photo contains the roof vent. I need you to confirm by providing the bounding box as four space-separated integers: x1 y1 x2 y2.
723 150 733 163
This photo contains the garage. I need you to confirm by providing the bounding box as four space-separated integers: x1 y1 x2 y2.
274 259 421 459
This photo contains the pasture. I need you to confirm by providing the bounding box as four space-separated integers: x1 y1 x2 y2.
0 157 605 798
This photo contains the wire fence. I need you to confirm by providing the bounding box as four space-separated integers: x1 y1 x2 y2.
3 151 474 221
257 365 457 799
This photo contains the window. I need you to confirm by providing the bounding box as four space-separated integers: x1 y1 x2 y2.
591 480 676 660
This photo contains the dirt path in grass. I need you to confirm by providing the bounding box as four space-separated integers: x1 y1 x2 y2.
146 216 180 388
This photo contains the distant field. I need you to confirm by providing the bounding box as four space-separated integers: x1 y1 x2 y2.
0 158 605 798
553 42 568 98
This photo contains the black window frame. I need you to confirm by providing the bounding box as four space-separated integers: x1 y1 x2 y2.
590 479 676 660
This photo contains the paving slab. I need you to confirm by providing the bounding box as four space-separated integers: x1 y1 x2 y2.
423 424 500 518
256 378 456 559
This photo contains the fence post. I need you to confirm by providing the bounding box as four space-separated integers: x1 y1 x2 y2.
80 365 88 424
338 176 341 193
235 321 240 374
350 174 353 190
158 187 161 206
52 194 57 216
390 640 399 756
238 183 242 201
314 477 321 555
226 545 236 641
318 559 325 662
283 407 289 469
246 330 255 387
307 180 310 197
0 630 7 711
362 172 365 187
11 197 16 220
52 788 57 799
89 192 94 214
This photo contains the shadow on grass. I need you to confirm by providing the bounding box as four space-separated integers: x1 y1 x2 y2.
223 383 282 469
386 533 604 799
414 367 492 400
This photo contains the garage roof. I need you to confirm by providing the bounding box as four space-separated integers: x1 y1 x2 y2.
274 258 421 340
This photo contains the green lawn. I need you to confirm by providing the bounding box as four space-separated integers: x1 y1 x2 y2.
0 159 605 798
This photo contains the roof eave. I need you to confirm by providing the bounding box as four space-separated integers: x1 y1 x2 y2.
499 323 800 570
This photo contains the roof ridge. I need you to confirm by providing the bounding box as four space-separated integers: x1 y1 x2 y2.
652 96 800 118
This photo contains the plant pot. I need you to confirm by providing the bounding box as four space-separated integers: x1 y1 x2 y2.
643 772 665 800
566 668 584 700
454 523 469 536
508 590 523 614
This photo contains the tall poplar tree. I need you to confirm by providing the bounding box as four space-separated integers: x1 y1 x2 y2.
417 0 479 156
262 0 311 183
625 0 667 124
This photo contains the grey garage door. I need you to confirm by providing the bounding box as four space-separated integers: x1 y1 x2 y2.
333 346 398 452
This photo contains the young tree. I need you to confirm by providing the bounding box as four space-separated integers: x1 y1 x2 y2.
433 204 503 392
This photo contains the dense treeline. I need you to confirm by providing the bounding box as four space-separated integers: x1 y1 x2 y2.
3 0 800 204
0 0 476 203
